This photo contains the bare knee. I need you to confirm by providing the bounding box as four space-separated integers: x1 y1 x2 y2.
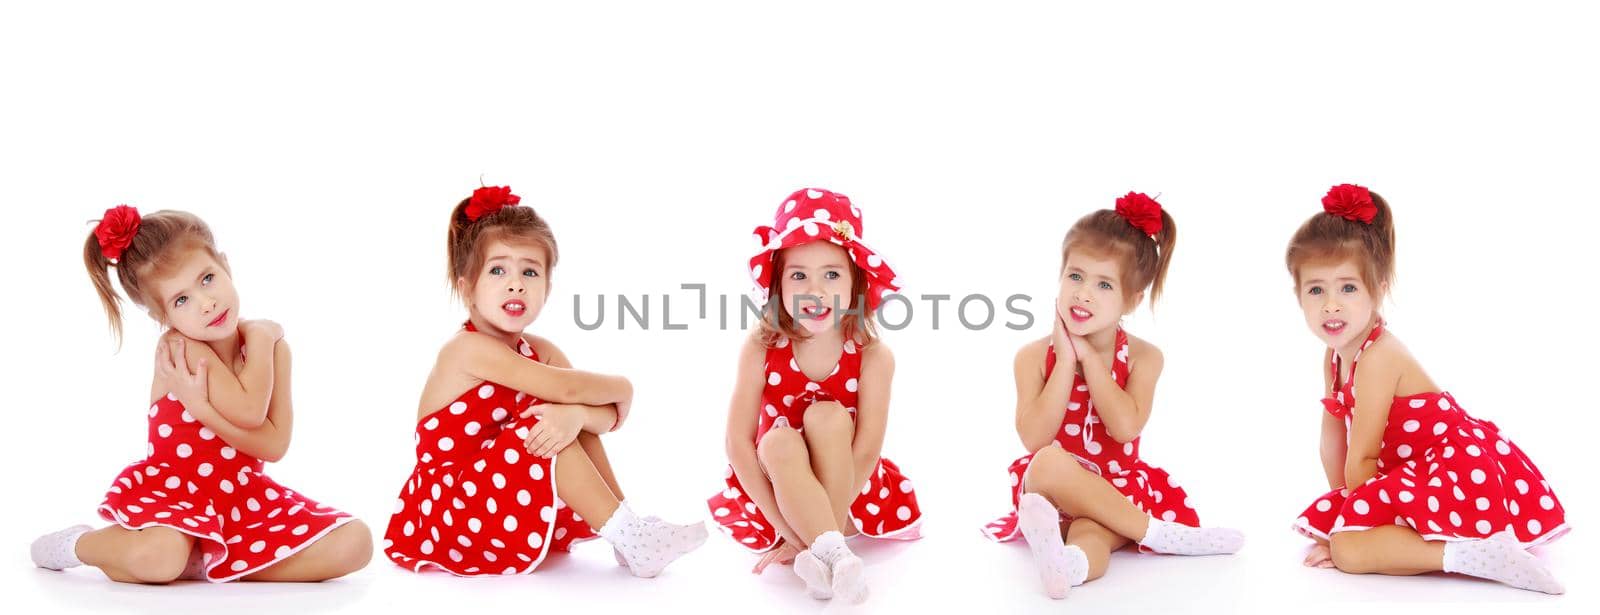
1023 446 1078 492
1328 533 1374 574
325 521 374 578
757 427 807 467
124 530 190 584
802 401 852 441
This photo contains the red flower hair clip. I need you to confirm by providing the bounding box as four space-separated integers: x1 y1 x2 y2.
1322 183 1376 224
465 185 521 221
94 204 142 264
1114 192 1163 237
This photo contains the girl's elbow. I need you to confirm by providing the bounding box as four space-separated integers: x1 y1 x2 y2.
224 404 270 430
240 412 269 431
1018 430 1050 453
259 440 290 463
1106 423 1142 444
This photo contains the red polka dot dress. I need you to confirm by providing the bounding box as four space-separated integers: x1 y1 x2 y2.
97 394 354 582
383 324 598 576
1293 321 1568 546
984 329 1200 542
708 337 924 552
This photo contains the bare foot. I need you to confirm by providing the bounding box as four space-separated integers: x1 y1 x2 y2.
1303 543 1334 568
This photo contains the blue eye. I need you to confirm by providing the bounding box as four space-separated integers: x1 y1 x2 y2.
1099 281 1113 290
825 271 840 280
1308 286 1323 296
523 268 538 278
201 273 213 285
490 266 505 276
174 295 187 308
1342 283 1358 293
1069 273 1083 282
790 272 806 281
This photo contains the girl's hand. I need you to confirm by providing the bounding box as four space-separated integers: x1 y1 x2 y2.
752 541 801 574
1066 333 1092 366
1051 308 1077 367
523 404 584 458
157 338 210 408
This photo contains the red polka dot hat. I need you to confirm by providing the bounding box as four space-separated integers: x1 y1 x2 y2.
748 188 900 312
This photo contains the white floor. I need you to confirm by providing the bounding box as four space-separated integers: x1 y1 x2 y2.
12 502 1589 615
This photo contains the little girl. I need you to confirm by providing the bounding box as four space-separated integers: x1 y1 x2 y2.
708 188 923 605
383 185 705 578
983 193 1244 599
1289 184 1566 593
31 205 372 583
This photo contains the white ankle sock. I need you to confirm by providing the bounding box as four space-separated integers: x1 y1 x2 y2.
809 530 850 567
609 501 657 567
1442 532 1564 594
1017 493 1088 599
793 549 833 600
1138 517 1245 556
31 525 90 570
599 504 707 578
811 531 868 604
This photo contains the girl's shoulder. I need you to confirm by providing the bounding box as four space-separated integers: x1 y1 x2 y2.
1016 335 1051 363
1350 331 1409 380
1013 336 1052 380
1353 330 1427 387
520 332 560 364
736 328 772 373
859 336 893 368
1362 329 1416 367
1124 331 1163 365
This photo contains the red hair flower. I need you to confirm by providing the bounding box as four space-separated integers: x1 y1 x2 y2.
465 185 521 221
1322 183 1376 224
94 204 142 264
1114 192 1163 237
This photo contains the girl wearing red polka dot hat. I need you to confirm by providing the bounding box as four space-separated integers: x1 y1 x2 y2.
1288 184 1566 593
31 207 372 583
381 185 706 578
983 193 1244 600
708 187 923 605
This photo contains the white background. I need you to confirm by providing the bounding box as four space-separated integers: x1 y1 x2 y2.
2 1 1596 613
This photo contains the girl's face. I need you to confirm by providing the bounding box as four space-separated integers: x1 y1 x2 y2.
1058 250 1139 337
1296 259 1380 352
149 250 240 341
778 241 853 336
464 239 549 336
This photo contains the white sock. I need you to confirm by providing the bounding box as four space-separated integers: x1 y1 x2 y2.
31 525 91 570
599 504 708 578
793 549 833 600
1138 517 1245 556
609 501 656 567
1442 532 1564 594
1017 493 1089 599
811 531 868 604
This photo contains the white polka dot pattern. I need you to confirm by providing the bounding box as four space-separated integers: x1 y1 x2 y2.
383 324 598 576
1293 321 1566 546
984 328 1200 543
98 391 352 582
708 334 922 552
747 188 900 313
